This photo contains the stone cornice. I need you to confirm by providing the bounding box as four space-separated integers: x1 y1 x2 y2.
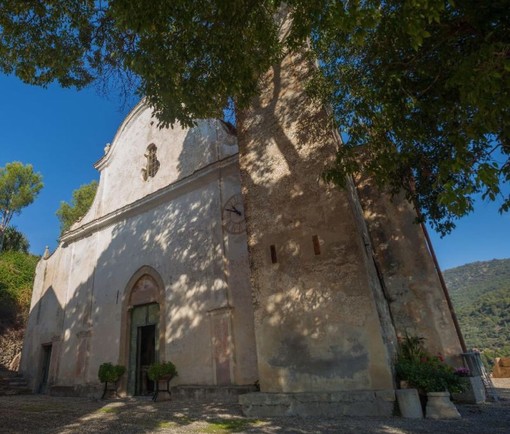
61 153 239 246
94 100 147 171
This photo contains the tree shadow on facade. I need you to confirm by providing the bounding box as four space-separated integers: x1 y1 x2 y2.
237 44 398 395
21 286 63 393
22 118 256 397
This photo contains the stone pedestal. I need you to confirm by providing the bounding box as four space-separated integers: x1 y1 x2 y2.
396 389 423 418
453 376 486 404
426 392 461 419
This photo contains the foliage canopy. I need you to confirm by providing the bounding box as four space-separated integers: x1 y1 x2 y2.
56 180 98 235
97 362 126 383
1 1 508 233
147 361 178 381
1 226 30 254
0 162 43 251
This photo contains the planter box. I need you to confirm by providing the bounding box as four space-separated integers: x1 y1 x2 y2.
453 376 486 404
426 392 461 419
396 389 423 418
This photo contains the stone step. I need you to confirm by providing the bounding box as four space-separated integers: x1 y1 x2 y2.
239 390 396 417
0 369 32 396
0 387 32 396
172 385 258 403
5 379 28 386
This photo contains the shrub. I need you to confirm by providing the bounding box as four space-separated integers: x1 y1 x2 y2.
0 251 38 330
98 363 126 383
147 361 178 381
395 335 467 394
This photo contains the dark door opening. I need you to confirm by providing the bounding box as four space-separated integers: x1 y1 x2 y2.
136 324 156 395
38 344 52 394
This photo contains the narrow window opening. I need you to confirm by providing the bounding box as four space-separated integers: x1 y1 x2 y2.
312 235 321 255
270 245 277 264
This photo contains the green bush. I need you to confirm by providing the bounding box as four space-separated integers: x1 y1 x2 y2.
147 361 178 381
395 335 467 394
0 251 38 330
98 363 126 383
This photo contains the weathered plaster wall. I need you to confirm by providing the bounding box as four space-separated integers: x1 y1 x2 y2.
76 103 238 227
236 30 394 392
21 107 257 395
355 183 463 360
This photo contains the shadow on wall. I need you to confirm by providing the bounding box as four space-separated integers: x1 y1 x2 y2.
22 286 63 392
236 49 396 393
236 42 461 394
24 122 246 395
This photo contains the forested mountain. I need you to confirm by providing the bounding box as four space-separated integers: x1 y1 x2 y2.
444 258 510 365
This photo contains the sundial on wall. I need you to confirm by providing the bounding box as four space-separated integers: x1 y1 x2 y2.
222 194 246 234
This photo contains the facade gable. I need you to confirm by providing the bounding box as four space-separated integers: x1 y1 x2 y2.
73 101 237 230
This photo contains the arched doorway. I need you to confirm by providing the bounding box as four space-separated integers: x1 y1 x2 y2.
129 302 159 395
119 267 166 396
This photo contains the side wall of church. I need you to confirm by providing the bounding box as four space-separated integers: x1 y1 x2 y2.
236 31 395 392
355 183 463 360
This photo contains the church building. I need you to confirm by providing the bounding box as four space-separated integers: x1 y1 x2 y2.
21 29 464 416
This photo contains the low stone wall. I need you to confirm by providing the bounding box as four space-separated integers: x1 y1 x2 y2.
172 385 257 403
452 376 486 404
239 390 395 417
50 384 102 398
50 383 258 402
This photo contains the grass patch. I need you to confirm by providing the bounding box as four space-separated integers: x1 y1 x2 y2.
97 407 120 414
172 415 194 425
156 420 178 429
203 418 260 433
132 416 192 430
20 404 53 412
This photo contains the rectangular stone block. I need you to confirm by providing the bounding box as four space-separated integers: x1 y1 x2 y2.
239 390 395 417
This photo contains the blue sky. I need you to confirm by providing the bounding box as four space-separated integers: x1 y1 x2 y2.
1 74 509 270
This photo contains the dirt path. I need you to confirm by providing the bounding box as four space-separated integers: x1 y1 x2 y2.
0 394 509 434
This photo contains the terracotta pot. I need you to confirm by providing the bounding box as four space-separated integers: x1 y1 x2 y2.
426 392 461 419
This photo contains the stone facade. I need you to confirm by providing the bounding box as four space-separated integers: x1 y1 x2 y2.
21 104 258 396
21 27 463 414
237 48 395 395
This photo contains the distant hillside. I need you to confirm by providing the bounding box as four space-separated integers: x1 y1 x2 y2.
444 258 510 365
0 252 38 368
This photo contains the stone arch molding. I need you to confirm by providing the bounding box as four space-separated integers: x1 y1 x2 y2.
122 265 165 307
118 266 166 396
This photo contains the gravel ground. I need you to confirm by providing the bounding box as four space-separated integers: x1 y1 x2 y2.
0 381 508 434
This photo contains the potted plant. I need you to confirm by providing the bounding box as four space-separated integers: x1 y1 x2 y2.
98 362 126 399
394 335 426 418
452 366 486 403
395 335 467 419
147 361 178 401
